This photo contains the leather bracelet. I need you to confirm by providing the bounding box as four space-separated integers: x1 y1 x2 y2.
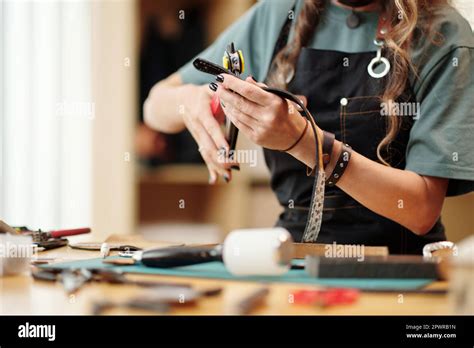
322 131 335 167
281 118 309 152
307 130 335 176
326 143 352 187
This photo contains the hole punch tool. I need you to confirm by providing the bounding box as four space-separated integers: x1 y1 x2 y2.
14 226 91 250
198 42 245 163
221 43 245 154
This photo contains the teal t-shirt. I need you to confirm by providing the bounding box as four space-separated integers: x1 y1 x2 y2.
178 0 474 196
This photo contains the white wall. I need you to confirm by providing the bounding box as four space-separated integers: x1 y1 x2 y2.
453 0 474 28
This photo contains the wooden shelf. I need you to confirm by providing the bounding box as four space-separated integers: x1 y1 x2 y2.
139 164 270 185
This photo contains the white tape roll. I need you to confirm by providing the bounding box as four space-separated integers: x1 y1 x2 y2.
222 227 294 276
0 233 33 276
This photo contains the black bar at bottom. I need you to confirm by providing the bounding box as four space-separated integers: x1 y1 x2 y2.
0 315 472 346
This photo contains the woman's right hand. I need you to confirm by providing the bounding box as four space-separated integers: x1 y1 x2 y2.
181 84 238 184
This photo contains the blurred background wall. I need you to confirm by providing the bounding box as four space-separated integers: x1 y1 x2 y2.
0 0 472 245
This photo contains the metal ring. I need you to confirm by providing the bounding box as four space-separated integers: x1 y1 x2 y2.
423 241 458 258
373 38 384 47
367 56 390 78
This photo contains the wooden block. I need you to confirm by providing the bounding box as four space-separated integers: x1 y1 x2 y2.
293 243 389 259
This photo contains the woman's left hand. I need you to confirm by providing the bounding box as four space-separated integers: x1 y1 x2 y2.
215 74 308 151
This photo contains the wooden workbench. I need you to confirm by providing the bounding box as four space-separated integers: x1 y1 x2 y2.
0 240 451 315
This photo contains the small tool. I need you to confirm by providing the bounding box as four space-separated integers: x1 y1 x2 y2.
32 268 92 294
14 227 91 243
100 243 111 259
32 267 194 293
292 288 360 308
13 226 91 251
305 255 441 279
92 285 222 315
69 242 142 252
196 42 244 161
92 298 170 315
61 269 92 294
228 287 269 315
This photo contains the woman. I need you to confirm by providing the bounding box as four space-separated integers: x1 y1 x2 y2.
144 0 474 254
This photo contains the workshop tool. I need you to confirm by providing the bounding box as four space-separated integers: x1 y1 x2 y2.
134 228 294 276
69 242 142 252
13 226 91 250
207 42 245 157
100 243 111 259
61 269 92 294
14 227 91 242
422 241 458 258
228 287 270 315
92 298 170 315
305 255 441 279
193 51 325 243
292 288 360 308
92 286 222 315
32 267 195 294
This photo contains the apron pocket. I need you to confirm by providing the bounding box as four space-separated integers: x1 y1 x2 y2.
339 95 386 161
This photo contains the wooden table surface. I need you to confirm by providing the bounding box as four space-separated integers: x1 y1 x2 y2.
0 244 452 315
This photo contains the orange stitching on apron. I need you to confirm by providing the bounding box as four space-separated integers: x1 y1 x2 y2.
339 103 344 144
343 103 347 143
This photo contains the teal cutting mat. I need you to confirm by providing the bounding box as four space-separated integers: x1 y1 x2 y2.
42 257 434 291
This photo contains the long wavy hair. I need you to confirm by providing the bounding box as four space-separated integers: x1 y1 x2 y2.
266 0 449 165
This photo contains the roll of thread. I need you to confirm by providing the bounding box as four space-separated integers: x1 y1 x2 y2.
0 233 33 276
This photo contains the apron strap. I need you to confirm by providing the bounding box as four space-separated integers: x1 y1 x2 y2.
264 3 296 85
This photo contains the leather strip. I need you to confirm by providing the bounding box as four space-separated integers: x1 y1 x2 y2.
326 143 352 187
322 131 335 166
281 119 308 152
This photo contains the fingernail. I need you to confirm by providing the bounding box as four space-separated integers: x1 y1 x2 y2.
231 165 240 171
223 173 230 183
219 146 228 157
250 75 257 82
209 174 216 184
209 82 218 92
216 75 224 83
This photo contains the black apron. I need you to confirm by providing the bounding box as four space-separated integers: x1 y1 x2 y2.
263 13 446 255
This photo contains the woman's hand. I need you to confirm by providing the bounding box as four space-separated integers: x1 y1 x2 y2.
180 84 238 183
215 74 308 151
